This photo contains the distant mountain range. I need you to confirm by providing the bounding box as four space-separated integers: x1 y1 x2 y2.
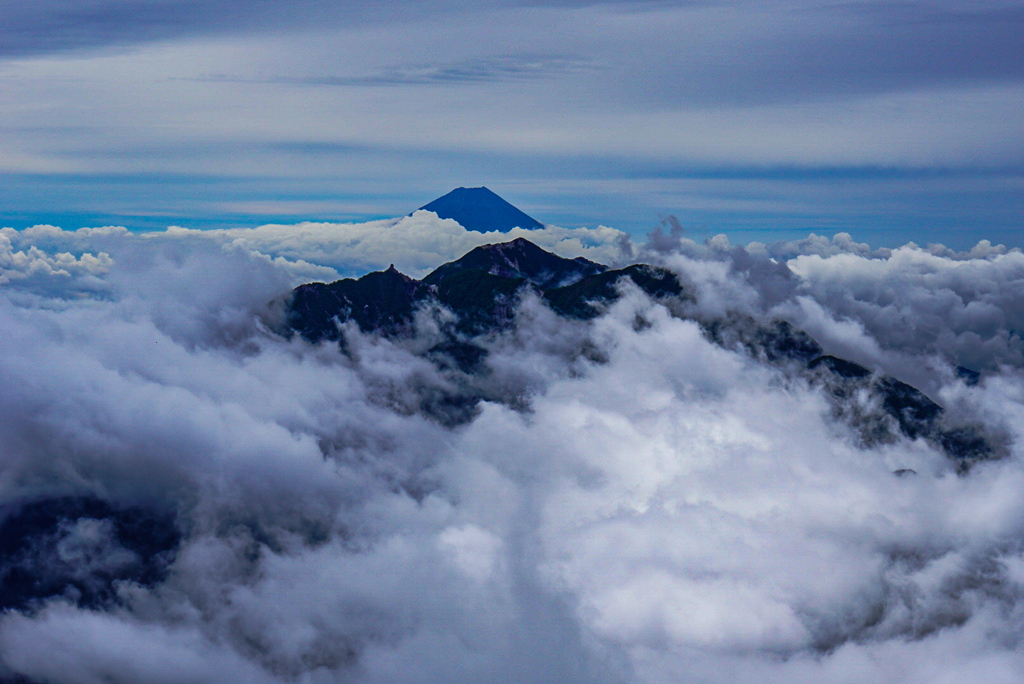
281 199 995 471
416 186 544 232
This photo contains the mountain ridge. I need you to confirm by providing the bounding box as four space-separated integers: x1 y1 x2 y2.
280 237 996 470
287 237 677 339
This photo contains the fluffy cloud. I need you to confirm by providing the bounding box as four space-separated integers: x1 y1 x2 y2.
163 211 630 279
1 222 1023 683
782 244 1024 376
0 227 113 292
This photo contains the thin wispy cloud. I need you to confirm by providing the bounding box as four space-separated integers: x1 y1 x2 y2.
1 0 1022 244
199 55 599 87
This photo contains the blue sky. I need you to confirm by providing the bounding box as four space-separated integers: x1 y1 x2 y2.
1 0 1021 249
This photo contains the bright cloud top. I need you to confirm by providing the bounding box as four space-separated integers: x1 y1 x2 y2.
0 221 1023 683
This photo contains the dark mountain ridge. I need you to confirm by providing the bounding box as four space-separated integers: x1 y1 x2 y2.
423 237 605 289
281 238 996 470
287 237 681 341
288 265 431 339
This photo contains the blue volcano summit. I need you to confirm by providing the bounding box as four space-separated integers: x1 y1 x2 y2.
417 187 544 233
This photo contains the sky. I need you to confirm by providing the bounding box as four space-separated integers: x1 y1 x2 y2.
1 0 1022 249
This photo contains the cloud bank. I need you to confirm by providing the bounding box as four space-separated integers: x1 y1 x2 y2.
1 218 1023 683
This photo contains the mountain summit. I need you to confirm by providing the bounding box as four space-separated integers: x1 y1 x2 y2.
424 237 605 289
417 187 544 233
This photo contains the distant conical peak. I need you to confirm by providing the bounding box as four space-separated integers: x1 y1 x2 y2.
417 187 544 233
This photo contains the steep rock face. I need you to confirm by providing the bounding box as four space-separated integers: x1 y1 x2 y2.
417 187 544 233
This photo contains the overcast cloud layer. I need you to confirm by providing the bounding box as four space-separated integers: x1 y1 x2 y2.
1 0 1022 246
1 217 1024 682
